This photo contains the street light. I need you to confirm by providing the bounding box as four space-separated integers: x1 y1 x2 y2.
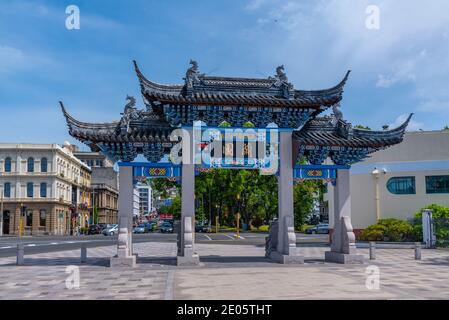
372 167 386 221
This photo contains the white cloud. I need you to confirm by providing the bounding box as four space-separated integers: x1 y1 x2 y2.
0 45 27 74
245 0 271 11
242 0 449 128
376 51 427 88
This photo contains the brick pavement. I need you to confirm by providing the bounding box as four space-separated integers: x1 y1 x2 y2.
0 242 448 299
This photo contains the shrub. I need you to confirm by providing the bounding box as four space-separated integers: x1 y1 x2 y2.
360 218 413 242
413 204 449 246
359 224 386 241
378 218 413 241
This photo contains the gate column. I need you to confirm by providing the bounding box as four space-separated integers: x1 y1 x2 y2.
177 128 200 266
325 169 364 264
270 130 304 264
110 165 136 267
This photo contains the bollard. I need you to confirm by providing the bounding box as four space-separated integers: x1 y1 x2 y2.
16 243 24 266
81 243 87 263
369 241 376 260
415 242 422 260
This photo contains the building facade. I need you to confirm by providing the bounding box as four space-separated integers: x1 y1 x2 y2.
136 185 152 215
74 151 118 224
324 130 449 231
0 143 91 235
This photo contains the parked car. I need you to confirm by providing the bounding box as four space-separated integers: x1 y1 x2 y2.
102 224 119 236
88 224 102 235
133 224 149 234
160 222 174 233
144 222 157 232
305 224 329 234
195 223 209 233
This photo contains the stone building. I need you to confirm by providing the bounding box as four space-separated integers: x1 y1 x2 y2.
74 150 118 224
0 143 91 235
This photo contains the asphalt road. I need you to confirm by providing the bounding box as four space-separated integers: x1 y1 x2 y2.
0 232 328 258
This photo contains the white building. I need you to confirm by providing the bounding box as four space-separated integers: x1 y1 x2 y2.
324 130 449 232
136 185 152 215
0 143 91 235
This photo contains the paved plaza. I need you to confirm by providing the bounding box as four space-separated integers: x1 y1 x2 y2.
0 242 448 300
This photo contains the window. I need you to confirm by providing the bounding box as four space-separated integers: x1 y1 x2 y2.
40 183 47 198
387 177 416 195
96 160 103 167
4 157 11 172
39 210 46 227
25 210 33 227
41 158 48 172
27 157 34 172
27 182 34 198
3 182 11 198
426 176 449 194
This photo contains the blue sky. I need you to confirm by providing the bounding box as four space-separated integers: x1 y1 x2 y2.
1 0 449 148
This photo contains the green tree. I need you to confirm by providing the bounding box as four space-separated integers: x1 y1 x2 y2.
354 124 371 130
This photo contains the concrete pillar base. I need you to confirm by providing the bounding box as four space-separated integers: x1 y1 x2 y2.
269 250 304 264
177 254 200 266
110 255 136 268
325 251 365 264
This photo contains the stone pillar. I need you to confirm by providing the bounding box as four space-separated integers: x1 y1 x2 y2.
110 165 136 267
177 128 200 266
270 131 304 264
325 169 364 264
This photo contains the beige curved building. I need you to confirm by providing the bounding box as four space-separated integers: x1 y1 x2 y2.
324 130 449 232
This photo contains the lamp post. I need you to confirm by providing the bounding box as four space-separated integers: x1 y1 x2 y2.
371 168 385 221
236 194 240 239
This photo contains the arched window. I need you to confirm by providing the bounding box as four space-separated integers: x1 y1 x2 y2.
41 158 48 173
27 182 34 198
387 177 416 195
27 157 34 172
40 182 47 198
4 157 11 172
3 182 11 198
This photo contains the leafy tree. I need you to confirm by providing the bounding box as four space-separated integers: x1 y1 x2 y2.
159 196 181 220
354 124 371 130
151 168 320 231
293 180 320 229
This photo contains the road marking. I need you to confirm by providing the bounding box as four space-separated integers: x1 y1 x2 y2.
0 246 12 249
26 244 36 247
202 234 212 241
233 234 245 239
50 242 58 245
224 234 235 240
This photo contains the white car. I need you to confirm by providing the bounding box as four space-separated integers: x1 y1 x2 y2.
102 224 118 236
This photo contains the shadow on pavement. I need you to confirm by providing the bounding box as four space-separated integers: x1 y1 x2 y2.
0 257 110 267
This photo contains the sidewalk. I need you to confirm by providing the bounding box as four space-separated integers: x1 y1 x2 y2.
1 242 449 299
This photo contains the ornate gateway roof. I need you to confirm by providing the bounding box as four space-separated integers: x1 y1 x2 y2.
61 59 411 165
135 60 350 127
293 108 413 165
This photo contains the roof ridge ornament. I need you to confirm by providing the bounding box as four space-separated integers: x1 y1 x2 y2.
184 59 205 94
120 95 141 134
269 65 294 99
